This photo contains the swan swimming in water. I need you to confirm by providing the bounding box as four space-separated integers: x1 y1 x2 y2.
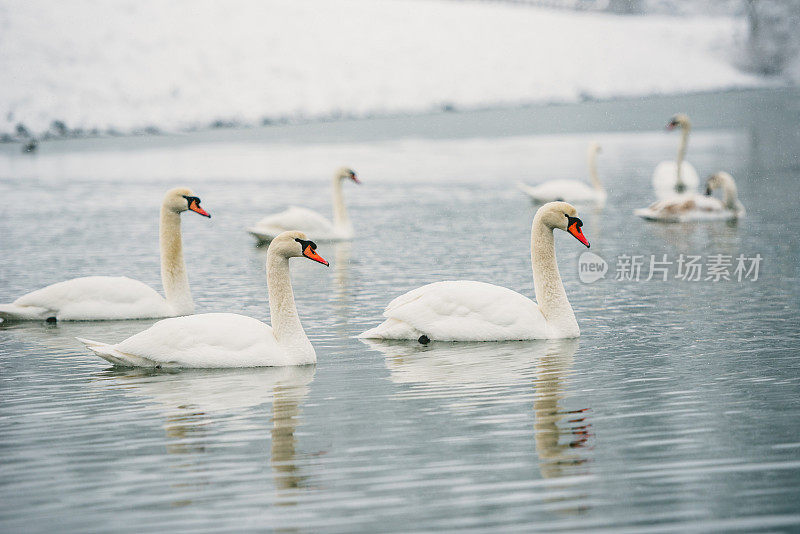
635 171 745 223
78 231 329 368
518 142 606 206
249 167 360 243
0 187 210 322
652 113 700 199
359 201 590 342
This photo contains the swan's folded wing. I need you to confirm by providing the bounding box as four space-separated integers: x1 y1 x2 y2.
253 206 334 235
636 195 727 221
693 196 728 212
113 313 294 367
381 281 548 341
14 276 169 320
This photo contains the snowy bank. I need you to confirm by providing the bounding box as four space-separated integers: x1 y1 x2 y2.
0 0 768 138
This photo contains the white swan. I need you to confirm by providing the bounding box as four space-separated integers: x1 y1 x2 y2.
358 201 589 342
635 171 745 223
78 231 329 368
249 167 360 243
652 113 700 199
518 142 606 206
0 188 210 322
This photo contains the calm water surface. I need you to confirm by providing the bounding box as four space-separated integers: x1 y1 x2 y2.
1 90 799 532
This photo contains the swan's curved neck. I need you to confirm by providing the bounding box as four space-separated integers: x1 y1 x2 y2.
531 221 576 330
720 178 739 209
332 177 350 231
676 124 690 186
588 150 603 192
160 208 193 314
267 252 312 349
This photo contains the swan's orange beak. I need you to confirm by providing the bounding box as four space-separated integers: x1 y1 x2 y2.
351 173 361 184
188 199 210 218
567 218 590 248
303 245 329 266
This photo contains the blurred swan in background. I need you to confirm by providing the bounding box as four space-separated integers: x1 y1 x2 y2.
0 188 210 322
651 113 699 199
636 171 745 222
518 142 606 206
358 202 590 341
249 167 360 243
79 232 329 368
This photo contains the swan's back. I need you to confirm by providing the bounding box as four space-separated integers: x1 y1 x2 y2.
652 161 699 199
635 194 741 222
108 313 310 368
361 281 548 341
12 276 169 320
253 206 336 236
518 180 604 204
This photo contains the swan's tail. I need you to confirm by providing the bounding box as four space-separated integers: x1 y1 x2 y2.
516 181 545 202
76 337 148 367
356 327 381 339
247 227 278 244
0 303 50 322
516 181 534 195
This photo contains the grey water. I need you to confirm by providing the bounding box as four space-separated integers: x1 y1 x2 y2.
1 89 799 532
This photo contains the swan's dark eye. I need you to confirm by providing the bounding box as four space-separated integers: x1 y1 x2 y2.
566 215 582 228
294 238 317 251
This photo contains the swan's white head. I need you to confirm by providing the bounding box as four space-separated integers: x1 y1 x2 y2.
588 141 602 155
666 113 691 131
163 187 211 218
269 231 329 266
535 201 590 248
705 171 735 195
336 167 360 184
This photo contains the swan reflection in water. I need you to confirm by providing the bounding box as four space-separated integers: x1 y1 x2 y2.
532 341 592 480
93 365 315 506
363 338 591 508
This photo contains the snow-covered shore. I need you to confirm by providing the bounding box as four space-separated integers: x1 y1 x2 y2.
0 0 770 138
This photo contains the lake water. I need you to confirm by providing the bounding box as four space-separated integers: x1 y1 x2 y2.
1 89 799 532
